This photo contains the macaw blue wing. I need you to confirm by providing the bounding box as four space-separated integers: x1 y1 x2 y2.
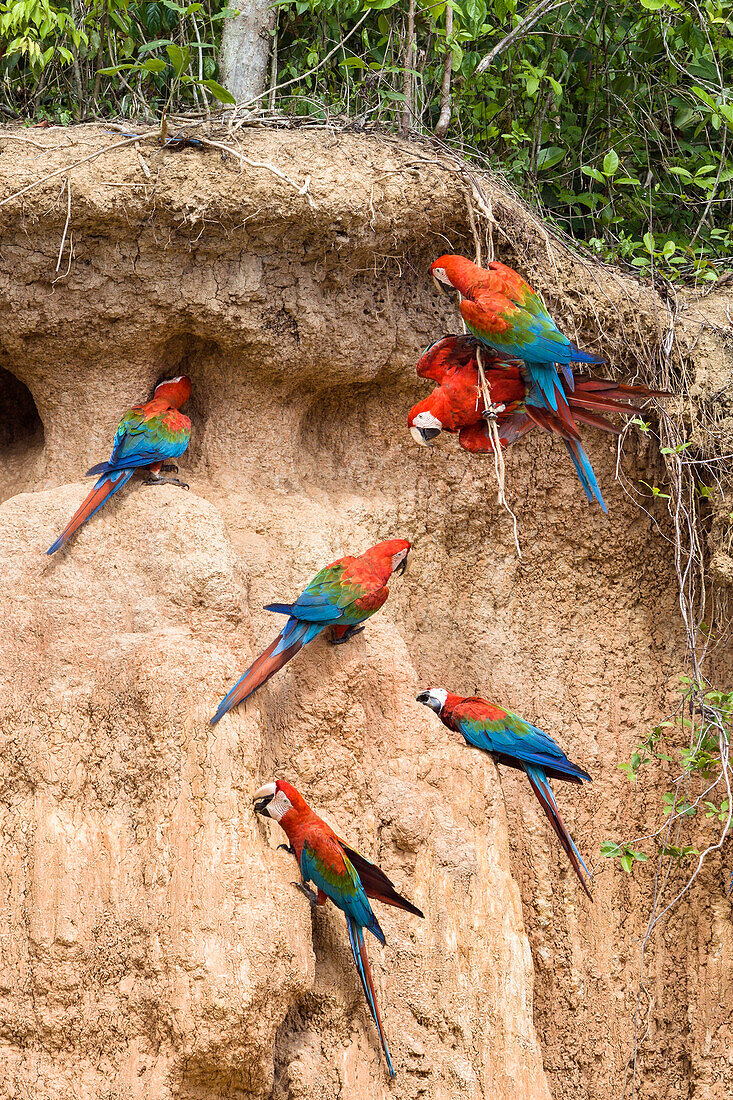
286 562 365 624
87 407 191 476
301 839 384 939
455 712 591 784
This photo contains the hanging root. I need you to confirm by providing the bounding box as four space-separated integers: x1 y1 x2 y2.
476 347 522 559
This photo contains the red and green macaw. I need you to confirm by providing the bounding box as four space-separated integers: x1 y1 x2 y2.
253 779 423 1077
429 254 611 502
417 688 593 899
47 375 192 555
210 539 411 724
409 334 664 511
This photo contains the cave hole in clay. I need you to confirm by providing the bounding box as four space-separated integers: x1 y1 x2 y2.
0 365 44 503
155 333 220 470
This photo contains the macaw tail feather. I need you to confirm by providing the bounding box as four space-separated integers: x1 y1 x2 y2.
568 408 624 435
524 764 593 900
210 618 323 724
264 603 294 616
526 363 562 413
568 343 605 365
339 841 424 918
525 403 581 442
346 917 396 1078
559 362 575 390
47 469 134 555
562 438 607 513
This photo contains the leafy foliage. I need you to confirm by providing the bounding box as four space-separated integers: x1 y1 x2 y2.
0 0 731 270
0 0 235 119
602 678 733 873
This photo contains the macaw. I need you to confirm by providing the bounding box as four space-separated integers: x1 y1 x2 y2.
409 334 664 511
210 539 411 725
253 779 423 1077
416 688 593 899
47 375 192 555
429 254 604 412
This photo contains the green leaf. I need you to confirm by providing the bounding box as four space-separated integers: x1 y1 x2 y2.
603 149 619 176
201 79 236 104
537 146 565 171
166 43 190 77
138 39 175 57
142 59 167 74
581 165 605 184
691 85 718 112
620 853 634 873
96 64 136 74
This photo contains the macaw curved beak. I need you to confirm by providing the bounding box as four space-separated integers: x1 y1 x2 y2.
253 781 276 815
410 425 442 447
395 557 407 577
415 691 430 704
432 274 451 298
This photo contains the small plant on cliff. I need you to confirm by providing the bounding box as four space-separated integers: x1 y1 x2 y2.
601 678 733 884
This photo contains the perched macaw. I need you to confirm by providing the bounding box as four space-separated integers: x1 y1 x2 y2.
416 688 593 899
47 375 192 555
409 334 664 510
210 539 411 724
429 254 604 411
253 779 423 1077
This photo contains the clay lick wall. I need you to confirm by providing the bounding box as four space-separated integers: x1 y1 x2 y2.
0 126 730 1100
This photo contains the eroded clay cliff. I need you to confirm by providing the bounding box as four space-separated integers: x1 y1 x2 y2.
0 125 730 1100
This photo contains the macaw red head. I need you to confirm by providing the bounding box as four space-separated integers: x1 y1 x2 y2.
408 397 444 447
430 255 478 295
415 687 448 715
365 538 411 576
253 779 309 822
154 374 192 408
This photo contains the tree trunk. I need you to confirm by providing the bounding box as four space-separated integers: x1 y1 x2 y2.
219 0 275 105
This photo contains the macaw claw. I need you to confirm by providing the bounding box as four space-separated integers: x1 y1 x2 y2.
144 475 189 489
278 843 296 856
292 882 320 908
329 625 366 646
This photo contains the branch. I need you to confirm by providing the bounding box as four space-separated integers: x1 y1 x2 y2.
475 0 570 75
434 4 453 138
231 9 371 117
400 0 416 138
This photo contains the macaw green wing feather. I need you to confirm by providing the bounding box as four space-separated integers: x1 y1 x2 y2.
289 560 370 623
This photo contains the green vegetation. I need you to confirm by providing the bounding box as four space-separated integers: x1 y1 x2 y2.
602 678 732 875
1 0 731 280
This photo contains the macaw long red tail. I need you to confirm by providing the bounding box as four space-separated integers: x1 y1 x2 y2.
346 917 396 1078
210 618 324 725
524 764 593 900
47 469 134 555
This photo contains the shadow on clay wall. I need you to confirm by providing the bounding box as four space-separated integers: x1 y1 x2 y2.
0 365 44 503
